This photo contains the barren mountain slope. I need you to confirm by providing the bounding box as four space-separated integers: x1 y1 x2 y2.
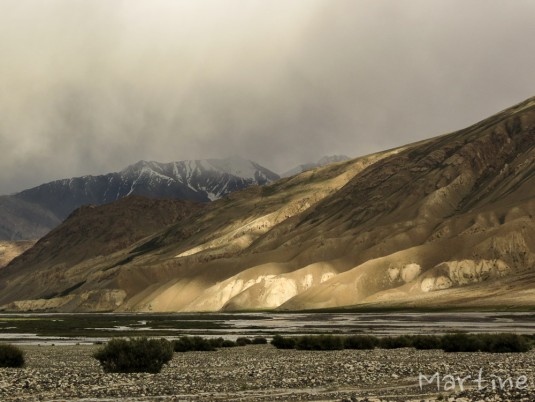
0 196 61 240
279 97 535 310
184 96 535 312
1 96 535 312
0 196 204 309
0 241 35 269
0 151 395 311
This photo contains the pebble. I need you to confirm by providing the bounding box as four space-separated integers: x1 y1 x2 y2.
1 345 535 401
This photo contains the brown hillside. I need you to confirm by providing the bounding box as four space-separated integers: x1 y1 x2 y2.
0 241 35 269
1 97 534 312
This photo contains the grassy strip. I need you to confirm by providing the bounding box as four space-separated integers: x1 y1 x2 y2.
271 333 532 353
0 314 245 337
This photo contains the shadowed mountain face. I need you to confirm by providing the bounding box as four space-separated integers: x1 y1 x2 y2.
0 196 61 240
1 97 534 312
0 157 278 241
0 196 203 309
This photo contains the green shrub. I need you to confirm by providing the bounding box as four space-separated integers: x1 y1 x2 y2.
221 340 237 348
191 336 216 351
0 343 25 368
482 333 530 353
94 337 173 373
294 335 320 350
378 336 413 349
208 337 225 348
173 336 215 352
271 335 296 349
174 336 241 351
441 334 483 353
318 335 345 350
411 335 442 350
295 335 344 350
344 335 379 350
173 336 194 352
269 333 533 353
271 335 344 350
252 337 268 344
441 333 531 353
236 337 252 346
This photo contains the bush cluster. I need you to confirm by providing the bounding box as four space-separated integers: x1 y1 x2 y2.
344 335 379 350
379 336 413 349
440 333 530 353
270 333 532 353
173 336 216 352
173 336 267 352
252 337 268 344
207 337 237 349
0 343 25 368
236 337 252 346
271 335 297 349
93 337 173 373
296 335 345 350
410 335 442 350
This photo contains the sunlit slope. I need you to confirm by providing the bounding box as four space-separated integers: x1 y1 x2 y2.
0 149 394 311
281 97 535 309
0 196 204 310
122 96 535 311
0 241 35 269
113 150 398 312
1 96 535 312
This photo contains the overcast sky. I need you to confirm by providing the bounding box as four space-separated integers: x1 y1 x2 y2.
1 0 534 194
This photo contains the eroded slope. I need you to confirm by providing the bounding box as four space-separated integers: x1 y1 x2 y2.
1 97 535 311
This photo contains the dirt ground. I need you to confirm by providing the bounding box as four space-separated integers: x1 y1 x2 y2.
1 344 535 401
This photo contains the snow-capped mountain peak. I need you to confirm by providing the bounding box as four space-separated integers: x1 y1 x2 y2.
14 157 280 222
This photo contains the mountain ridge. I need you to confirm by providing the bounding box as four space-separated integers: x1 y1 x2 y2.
1 96 534 312
281 155 351 178
0 156 279 240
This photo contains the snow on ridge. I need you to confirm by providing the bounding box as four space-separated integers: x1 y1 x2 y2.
18 157 278 211
121 157 277 183
139 166 174 182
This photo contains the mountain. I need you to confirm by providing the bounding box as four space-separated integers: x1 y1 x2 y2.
0 196 62 240
0 240 35 269
281 155 351 177
0 196 203 309
1 96 535 312
0 156 279 240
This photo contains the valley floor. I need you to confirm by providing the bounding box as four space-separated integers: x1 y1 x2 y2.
1 344 535 401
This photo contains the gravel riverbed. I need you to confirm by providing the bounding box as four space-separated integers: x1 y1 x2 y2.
1 344 535 401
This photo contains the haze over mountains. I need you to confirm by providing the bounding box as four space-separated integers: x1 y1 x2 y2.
1 97 534 312
281 155 351 178
0 156 279 241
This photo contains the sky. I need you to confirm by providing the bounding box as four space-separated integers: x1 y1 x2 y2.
1 0 535 194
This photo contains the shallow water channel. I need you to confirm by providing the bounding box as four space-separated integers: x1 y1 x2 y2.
1 311 535 345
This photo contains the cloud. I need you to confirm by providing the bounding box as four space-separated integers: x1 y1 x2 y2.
0 0 534 194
